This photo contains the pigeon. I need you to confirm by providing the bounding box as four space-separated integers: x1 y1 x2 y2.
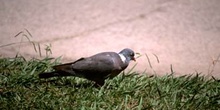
39 48 135 86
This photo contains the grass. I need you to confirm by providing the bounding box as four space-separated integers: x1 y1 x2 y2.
0 57 220 110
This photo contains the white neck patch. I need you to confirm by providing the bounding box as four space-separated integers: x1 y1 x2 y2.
118 54 126 63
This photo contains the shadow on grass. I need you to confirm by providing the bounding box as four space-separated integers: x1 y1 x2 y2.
38 78 98 88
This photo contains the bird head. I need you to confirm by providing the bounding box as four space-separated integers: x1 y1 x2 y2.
119 48 136 63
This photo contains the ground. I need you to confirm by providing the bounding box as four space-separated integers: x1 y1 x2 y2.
0 0 220 77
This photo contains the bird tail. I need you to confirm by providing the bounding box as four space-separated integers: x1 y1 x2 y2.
39 71 72 78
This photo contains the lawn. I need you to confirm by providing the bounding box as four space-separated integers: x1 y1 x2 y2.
0 57 219 110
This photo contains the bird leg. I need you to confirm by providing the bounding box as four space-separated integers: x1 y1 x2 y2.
94 80 105 87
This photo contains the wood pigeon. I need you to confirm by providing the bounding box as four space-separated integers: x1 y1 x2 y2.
39 48 135 86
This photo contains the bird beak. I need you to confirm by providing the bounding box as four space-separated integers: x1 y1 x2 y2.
132 57 136 61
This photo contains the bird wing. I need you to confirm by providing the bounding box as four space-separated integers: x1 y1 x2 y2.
52 58 84 70
72 52 118 73
52 52 122 78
